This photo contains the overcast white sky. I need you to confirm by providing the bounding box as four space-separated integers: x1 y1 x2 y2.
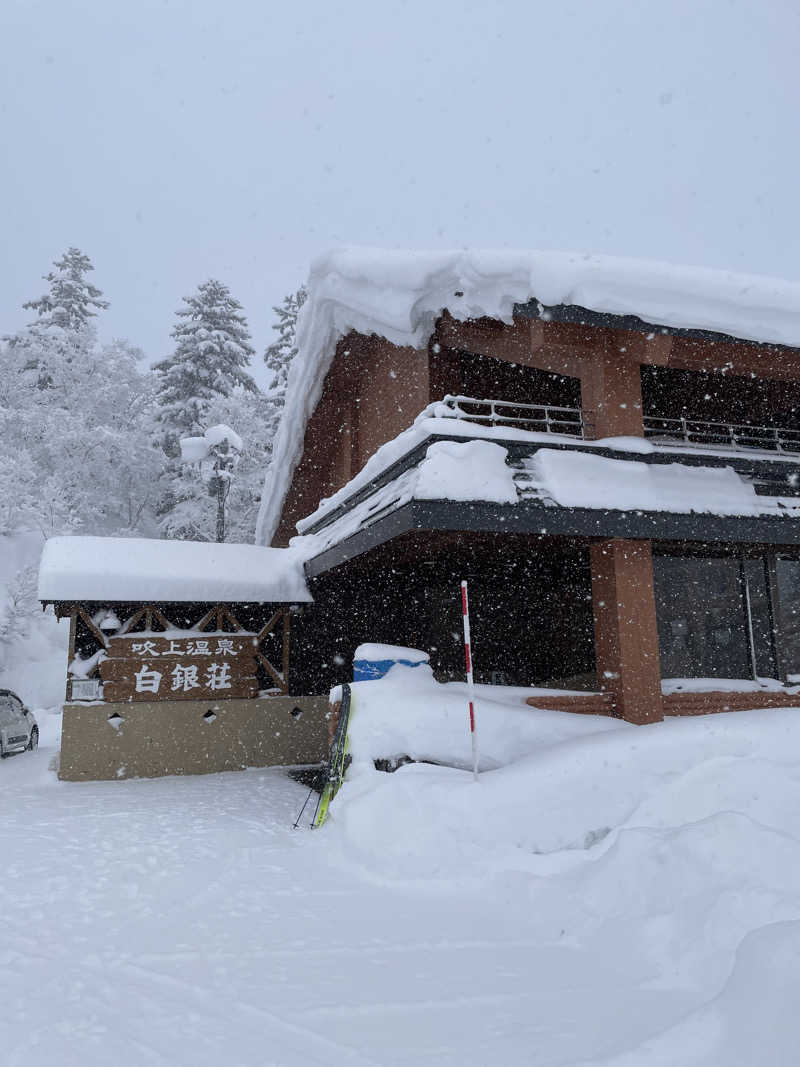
2 0 798 382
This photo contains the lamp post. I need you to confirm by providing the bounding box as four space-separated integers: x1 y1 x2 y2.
179 425 243 543
209 437 237 543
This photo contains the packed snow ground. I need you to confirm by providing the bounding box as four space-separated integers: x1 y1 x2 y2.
5 669 800 1064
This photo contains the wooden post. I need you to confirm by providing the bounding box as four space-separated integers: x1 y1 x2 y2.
282 608 291 694
66 608 77 702
216 475 226 542
581 337 644 440
590 539 664 724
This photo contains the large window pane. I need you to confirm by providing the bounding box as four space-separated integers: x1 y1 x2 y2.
776 559 800 681
654 555 751 679
743 558 777 679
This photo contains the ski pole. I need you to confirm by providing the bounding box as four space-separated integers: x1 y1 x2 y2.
461 580 479 781
293 780 316 829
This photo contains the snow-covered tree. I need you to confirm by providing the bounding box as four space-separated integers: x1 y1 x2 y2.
0 565 40 653
153 280 259 539
153 280 257 457
0 327 159 537
264 285 306 409
23 247 109 330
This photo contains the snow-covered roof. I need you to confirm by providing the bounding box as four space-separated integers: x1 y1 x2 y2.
38 536 312 604
255 247 800 545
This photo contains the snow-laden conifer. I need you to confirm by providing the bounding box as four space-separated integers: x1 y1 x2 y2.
264 285 306 409
23 247 109 330
154 279 257 456
153 280 261 540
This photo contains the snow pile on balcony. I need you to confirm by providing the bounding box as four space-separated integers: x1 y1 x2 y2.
295 413 524 533
414 439 517 503
529 448 773 516
294 440 518 555
38 535 312 604
256 247 800 544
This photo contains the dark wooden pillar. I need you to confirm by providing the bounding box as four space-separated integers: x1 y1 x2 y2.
590 539 663 724
66 607 77 702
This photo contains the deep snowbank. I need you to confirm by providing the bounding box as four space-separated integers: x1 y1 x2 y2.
584 921 800 1066
334 670 800 878
321 669 800 1062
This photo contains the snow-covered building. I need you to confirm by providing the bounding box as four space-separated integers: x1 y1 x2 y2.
259 249 800 724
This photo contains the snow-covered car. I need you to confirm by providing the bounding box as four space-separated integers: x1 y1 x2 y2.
0 690 38 757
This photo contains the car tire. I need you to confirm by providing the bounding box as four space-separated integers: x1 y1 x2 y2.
27 728 38 752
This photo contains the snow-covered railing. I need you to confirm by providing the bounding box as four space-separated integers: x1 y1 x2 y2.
428 395 585 438
643 415 800 454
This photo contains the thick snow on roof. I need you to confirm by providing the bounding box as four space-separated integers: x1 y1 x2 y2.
256 247 800 545
38 536 312 603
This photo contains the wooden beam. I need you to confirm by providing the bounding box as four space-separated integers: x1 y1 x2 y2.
66 609 77 702
75 607 109 650
117 607 148 635
256 610 283 642
282 609 290 689
150 606 172 631
255 651 286 692
221 607 244 632
193 606 219 632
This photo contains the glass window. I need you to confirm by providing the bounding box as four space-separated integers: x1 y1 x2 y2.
776 559 800 681
654 555 751 680
743 558 777 679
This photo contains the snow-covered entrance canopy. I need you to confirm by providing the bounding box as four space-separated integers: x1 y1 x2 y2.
38 536 312 604
256 247 800 545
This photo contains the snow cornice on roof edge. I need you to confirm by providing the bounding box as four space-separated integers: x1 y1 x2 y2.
255 247 800 546
38 536 312 604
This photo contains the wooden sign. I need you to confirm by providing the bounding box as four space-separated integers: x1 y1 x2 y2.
99 633 258 702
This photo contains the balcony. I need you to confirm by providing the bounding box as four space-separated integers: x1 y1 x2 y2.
643 416 800 455
428 395 800 458
432 394 585 439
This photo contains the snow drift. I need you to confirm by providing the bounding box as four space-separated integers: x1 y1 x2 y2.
315 666 800 1062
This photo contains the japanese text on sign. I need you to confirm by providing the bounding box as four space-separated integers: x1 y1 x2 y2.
134 661 234 695
130 638 240 657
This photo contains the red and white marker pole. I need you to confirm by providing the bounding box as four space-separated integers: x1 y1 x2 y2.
461 580 479 781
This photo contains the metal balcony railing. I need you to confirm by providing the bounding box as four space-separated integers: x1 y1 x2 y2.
434 395 584 438
643 415 800 455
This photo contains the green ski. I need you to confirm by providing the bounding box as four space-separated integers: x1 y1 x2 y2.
313 682 353 828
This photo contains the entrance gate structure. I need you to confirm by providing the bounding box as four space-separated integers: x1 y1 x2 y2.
39 537 329 781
